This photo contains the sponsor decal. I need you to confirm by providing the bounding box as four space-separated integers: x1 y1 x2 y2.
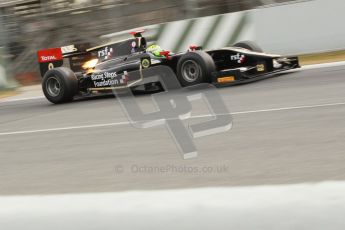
151 59 161 65
131 41 137 53
230 53 246 64
141 58 150 68
61 45 77 54
131 41 137 48
37 48 63 63
256 64 265 72
97 46 114 60
91 71 127 87
48 63 54 70
217 76 235 83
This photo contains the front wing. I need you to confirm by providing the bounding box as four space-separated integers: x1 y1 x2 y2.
211 56 300 87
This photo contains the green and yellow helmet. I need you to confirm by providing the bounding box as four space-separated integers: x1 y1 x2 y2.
146 44 164 57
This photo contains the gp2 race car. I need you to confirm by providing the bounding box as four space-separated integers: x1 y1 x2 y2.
37 30 300 104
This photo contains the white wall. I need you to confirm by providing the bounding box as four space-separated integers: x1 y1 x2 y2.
147 0 345 55
0 47 8 89
253 0 345 55
1 182 345 230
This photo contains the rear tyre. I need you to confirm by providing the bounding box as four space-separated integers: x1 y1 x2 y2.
42 67 78 104
233 41 263 53
176 51 216 86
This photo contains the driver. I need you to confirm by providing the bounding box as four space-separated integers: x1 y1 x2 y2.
146 44 165 57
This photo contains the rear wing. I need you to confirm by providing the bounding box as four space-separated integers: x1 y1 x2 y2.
37 44 91 77
37 47 64 77
37 30 147 77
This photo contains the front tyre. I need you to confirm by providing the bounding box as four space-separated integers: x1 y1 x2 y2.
42 67 78 104
177 51 216 87
233 41 263 53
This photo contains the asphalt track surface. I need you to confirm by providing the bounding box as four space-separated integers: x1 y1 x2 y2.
1 64 345 195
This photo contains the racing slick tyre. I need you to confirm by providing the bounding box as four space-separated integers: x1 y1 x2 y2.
177 51 216 86
42 67 78 104
233 41 263 53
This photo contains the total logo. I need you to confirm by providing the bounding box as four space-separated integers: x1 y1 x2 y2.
41 55 57 62
230 53 246 64
98 47 114 59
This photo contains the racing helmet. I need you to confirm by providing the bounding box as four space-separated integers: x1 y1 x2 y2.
146 44 164 57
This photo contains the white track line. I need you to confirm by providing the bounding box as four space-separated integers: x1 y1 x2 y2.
0 122 130 136
302 60 345 70
230 101 345 115
0 96 44 103
1 101 344 136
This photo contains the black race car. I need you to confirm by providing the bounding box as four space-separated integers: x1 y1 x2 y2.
37 30 300 104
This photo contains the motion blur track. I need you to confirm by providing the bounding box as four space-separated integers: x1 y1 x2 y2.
1 62 345 195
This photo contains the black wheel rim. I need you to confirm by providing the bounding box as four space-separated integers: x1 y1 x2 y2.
181 60 201 83
46 76 61 97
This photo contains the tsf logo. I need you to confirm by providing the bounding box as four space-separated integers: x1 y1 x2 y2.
98 47 114 59
231 53 246 64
